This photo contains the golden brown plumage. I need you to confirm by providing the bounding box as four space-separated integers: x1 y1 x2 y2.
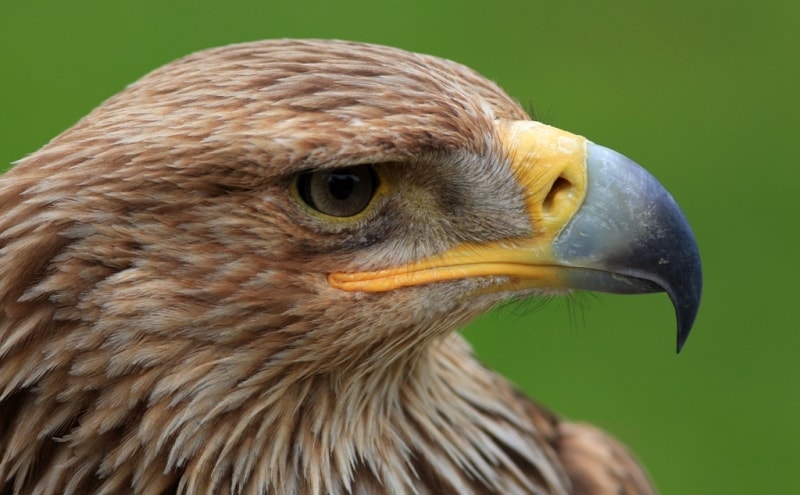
0 39 700 494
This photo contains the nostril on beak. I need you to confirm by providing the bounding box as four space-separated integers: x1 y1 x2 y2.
543 176 573 214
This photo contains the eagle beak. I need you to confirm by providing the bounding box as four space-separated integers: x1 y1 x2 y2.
329 121 702 352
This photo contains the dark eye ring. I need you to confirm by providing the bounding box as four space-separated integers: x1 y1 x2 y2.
296 165 379 218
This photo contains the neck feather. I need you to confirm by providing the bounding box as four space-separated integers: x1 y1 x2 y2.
163 334 569 494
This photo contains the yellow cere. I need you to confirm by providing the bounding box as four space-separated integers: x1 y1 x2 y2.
496 120 588 230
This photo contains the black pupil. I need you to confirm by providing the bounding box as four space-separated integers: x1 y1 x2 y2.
328 172 358 200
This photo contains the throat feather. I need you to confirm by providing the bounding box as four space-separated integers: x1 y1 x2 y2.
162 334 570 494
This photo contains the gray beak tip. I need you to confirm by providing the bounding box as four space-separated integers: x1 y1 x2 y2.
557 143 703 352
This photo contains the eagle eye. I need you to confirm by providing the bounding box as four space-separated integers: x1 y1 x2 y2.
295 165 379 218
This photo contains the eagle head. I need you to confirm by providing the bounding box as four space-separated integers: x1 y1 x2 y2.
0 40 700 494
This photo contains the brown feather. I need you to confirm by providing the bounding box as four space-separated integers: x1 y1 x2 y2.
0 39 655 494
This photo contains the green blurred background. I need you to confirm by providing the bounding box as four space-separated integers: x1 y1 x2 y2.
1 1 797 493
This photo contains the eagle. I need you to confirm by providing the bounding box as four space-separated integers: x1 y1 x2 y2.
0 39 701 494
